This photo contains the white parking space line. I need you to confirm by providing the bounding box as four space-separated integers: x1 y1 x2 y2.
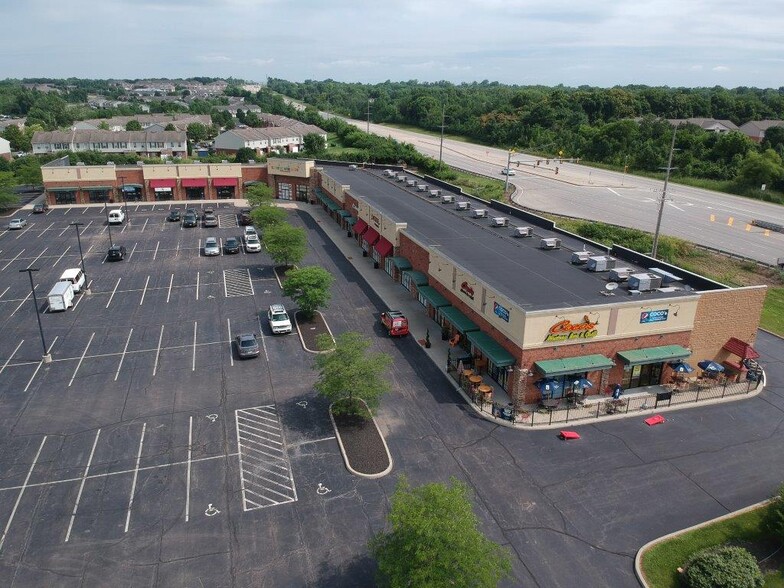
57 226 70 237
65 429 101 542
124 423 146 533
227 319 234 367
24 336 58 393
256 314 269 363
185 416 192 522
219 237 223 256
121 223 128 233
192 322 198 371
0 286 9 299
37 222 55 237
80 207 88 214
63 208 72 215
139 276 150 306
152 325 164 376
51 246 71 268
0 340 24 379
9 288 34 318
1 249 25 272
127 242 137 261
15 224 34 239
26 247 49 268
166 274 174 303
86 243 95 254
68 332 95 387
72 289 88 311
82 220 93 234
141 218 148 232
105 278 121 309
153 241 160 261
115 329 133 381
196 271 200 301
0 436 47 553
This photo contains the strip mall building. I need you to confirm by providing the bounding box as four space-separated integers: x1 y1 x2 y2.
42 158 766 405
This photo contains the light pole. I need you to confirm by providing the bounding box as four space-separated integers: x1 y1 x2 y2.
438 103 446 166
366 98 374 133
19 268 51 363
104 203 114 247
118 174 130 225
651 126 678 260
70 221 90 294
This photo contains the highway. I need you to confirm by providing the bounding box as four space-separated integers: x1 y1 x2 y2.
328 112 784 266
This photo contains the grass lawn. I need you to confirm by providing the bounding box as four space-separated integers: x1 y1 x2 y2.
445 169 506 201
640 503 784 588
762 287 784 335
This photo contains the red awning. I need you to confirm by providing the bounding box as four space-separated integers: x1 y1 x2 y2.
149 179 176 189
182 178 208 188
363 227 380 246
374 237 393 257
212 177 238 187
722 337 760 360
354 218 368 235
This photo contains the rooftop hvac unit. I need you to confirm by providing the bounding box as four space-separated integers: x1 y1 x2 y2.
490 217 509 227
429 189 441 198
471 209 488 218
586 256 617 272
648 267 683 283
511 226 533 238
570 251 592 265
627 273 663 292
396 174 406 182
608 267 633 282
441 194 455 204
417 184 428 192
406 180 416 187
348 164 357 170
540 237 561 250
383 169 394 176
455 201 470 210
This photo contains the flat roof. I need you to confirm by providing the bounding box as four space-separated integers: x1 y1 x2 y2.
321 165 714 312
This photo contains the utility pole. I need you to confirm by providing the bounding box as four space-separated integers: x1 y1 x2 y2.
438 103 446 166
104 203 114 247
366 98 374 133
503 149 514 194
70 222 90 294
651 126 678 260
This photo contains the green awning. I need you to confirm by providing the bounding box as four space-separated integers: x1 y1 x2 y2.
337 210 352 218
344 216 357 226
617 345 691 366
466 331 516 367
243 180 262 186
403 270 428 286
439 306 479 334
325 199 341 212
47 187 77 192
390 256 412 270
82 185 112 191
535 354 615 377
416 286 450 308
121 184 143 189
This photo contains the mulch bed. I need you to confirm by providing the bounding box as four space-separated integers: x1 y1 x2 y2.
332 408 391 476
295 310 332 351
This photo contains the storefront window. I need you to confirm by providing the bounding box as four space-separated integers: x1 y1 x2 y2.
87 190 109 203
278 182 292 200
622 363 662 389
296 185 309 202
154 188 173 201
217 186 235 199
185 187 205 200
122 187 143 201
53 191 77 204
402 273 413 291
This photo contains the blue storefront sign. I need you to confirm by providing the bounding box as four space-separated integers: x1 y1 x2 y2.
493 301 510 322
640 309 669 324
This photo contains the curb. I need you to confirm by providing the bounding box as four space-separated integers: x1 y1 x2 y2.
296 310 335 354
633 498 772 587
328 399 393 479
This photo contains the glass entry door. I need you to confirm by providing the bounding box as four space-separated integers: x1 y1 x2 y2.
622 363 663 388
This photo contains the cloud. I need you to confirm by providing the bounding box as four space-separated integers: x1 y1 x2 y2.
198 55 232 63
712 65 730 72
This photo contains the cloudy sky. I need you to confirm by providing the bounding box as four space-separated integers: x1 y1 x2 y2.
2 0 783 88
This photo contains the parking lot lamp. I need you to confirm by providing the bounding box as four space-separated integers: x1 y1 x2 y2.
19 268 51 363
104 203 114 247
70 221 90 294
118 174 130 225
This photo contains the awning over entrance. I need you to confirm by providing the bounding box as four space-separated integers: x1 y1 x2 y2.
243 180 261 186
212 177 238 187
149 179 176 189
354 218 368 234
47 187 78 192
181 178 207 188
344 216 357 226
363 227 380 246
121 184 142 190
416 286 450 308
374 237 393 257
722 337 760 360
337 210 352 218
617 345 691 366
439 306 479 334
402 270 428 286
82 186 112 191
466 331 516 367
535 354 615 377
389 256 412 270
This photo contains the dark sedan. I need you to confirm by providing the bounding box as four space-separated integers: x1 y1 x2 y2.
167 209 181 222
183 212 198 228
33 202 49 213
238 209 253 226
224 237 240 254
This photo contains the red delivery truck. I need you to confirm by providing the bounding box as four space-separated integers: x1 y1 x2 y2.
380 311 409 337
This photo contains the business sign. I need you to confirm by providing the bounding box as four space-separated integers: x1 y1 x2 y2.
640 309 669 324
493 301 510 323
544 316 598 342
460 281 475 300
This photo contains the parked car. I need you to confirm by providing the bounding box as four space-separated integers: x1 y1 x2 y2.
203 214 218 228
234 333 260 359
244 233 262 253
244 226 258 239
500 168 516 176
224 237 240 254
202 207 215 220
267 304 292 334
183 212 198 228
204 237 220 256
108 209 125 224
33 202 49 213
167 209 181 222
238 209 253 226
8 218 27 229
106 244 127 261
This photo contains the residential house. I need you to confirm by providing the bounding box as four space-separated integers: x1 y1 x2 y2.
32 130 188 158
669 118 739 133
739 120 784 143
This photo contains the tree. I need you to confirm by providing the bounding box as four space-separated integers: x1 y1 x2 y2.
282 266 334 320
244 112 262 127
164 123 176 131
313 331 392 415
683 545 763 588
235 147 257 163
245 182 274 207
3 124 27 151
186 122 208 143
98 121 110 130
0 172 20 210
125 120 142 131
303 132 326 155
250 204 287 229
369 476 513 588
263 222 307 267
737 149 784 188
764 483 784 540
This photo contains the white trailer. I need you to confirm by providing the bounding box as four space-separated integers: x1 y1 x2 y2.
47 281 75 312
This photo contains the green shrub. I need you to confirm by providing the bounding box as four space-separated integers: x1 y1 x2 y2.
683 545 763 588
764 484 784 541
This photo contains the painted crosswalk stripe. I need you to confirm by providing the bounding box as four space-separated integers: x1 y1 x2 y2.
218 213 238 229
223 268 254 297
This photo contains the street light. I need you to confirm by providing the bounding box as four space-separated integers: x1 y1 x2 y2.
503 149 515 194
19 268 51 363
366 98 374 133
118 174 130 225
104 203 114 247
70 221 90 294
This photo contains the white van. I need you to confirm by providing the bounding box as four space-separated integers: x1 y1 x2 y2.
47 281 75 311
108 209 125 224
59 268 85 293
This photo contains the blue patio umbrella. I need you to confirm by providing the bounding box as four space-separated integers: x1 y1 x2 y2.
669 361 694 374
697 360 725 373
572 377 593 389
535 379 561 395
